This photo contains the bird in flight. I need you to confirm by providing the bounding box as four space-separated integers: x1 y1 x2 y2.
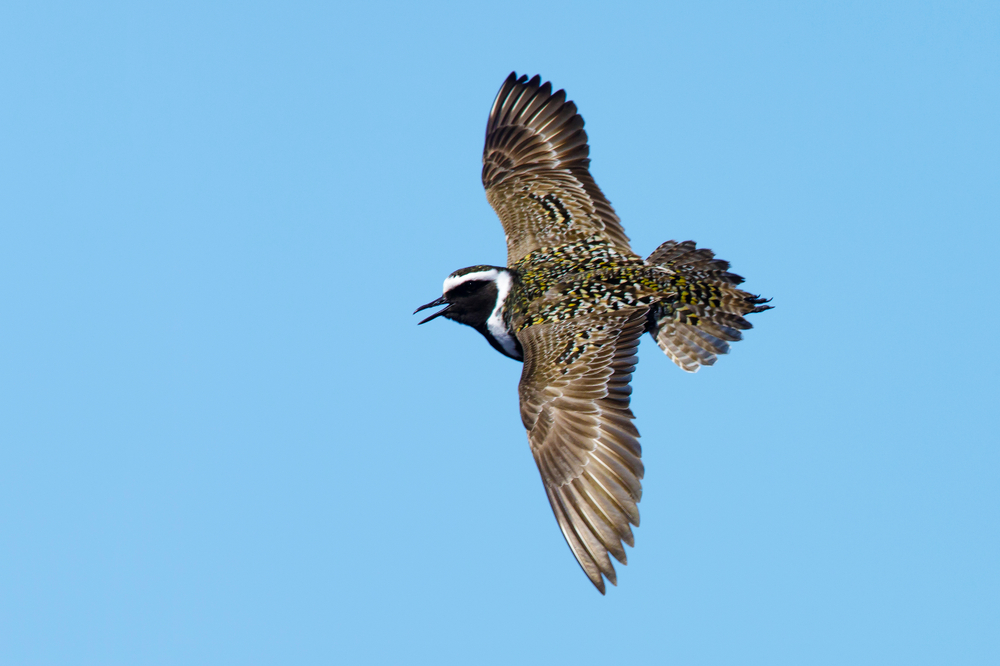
415 73 771 593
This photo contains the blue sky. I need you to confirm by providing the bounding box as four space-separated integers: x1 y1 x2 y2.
2 1 998 664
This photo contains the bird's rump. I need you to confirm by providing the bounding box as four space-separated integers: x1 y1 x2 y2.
645 240 773 372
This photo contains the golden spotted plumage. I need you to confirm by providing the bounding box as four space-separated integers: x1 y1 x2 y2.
418 73 771 594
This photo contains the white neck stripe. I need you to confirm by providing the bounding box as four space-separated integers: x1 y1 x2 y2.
485 271 519 358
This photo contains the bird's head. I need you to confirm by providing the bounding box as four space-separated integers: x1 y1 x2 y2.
414 265 511 328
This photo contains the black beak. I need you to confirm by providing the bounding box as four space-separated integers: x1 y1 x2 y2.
414 296 451 324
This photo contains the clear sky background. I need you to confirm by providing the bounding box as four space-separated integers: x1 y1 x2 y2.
2 1 998 664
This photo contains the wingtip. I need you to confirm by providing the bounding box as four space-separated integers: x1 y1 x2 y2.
590 571 619 595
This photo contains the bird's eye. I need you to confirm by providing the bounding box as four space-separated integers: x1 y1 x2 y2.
447 280 484 298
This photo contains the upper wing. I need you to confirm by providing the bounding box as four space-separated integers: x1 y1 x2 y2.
516 307 647 593
483 73 631 266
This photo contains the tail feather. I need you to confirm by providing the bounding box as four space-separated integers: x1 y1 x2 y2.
652 313 729 372
646 241 772 373
654 321 711 372
647 240 745 285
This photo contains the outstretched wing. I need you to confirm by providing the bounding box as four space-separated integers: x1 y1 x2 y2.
483 73 631 266
516 307 647 593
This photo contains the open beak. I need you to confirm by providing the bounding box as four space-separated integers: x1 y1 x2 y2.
414 296 451 324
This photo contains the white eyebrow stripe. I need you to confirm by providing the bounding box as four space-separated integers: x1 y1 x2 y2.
443 268 500 293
